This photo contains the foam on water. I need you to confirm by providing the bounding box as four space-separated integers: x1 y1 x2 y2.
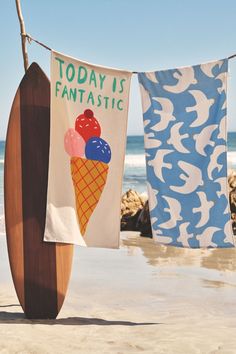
228 151 236 168
125 154 145 167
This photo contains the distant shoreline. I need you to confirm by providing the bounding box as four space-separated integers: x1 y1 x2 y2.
1 132 236 142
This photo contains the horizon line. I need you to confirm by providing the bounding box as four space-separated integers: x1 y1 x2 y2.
1 131 236 141
1 131 236 142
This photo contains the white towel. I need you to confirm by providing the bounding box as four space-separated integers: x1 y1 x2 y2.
44 51 132 247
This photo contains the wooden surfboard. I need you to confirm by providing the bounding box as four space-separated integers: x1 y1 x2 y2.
4 62 74 319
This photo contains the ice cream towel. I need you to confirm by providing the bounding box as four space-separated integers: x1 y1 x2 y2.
138 59 235 248
44 51 132 247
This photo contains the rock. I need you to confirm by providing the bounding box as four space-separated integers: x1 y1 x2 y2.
121 209 142 231
228 170 236 190
136 200 152 237
121 189 146 217
120 190 151 236
230 188 236 214
121 189 146 231
228 170 236 234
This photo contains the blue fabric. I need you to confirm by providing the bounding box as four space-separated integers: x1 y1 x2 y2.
138 60 235 248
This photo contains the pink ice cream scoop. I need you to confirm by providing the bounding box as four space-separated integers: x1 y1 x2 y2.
64 128 85 157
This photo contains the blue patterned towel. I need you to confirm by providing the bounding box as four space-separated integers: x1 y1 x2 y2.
138 60 235 248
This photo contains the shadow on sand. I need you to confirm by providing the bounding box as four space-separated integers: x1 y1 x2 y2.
0 310 160 326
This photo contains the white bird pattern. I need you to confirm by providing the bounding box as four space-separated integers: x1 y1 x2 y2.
151 217 158 225
146 131 155 138
215 177 227 198
147 182 158 211
196 227 220 248
186 90 214 128
193 124 218 156
200 60 223 78
223 219 234 245
217 116 226 140
216 72 227 94
147 184 161 228
139 84 151 113
177 222 194 248
223 205 229 215
163 67 197 93
221 100 226 110
151 97 175 132
207 145 225 180
143 118 151 128
170 161 203 194
145 132 162 149
146 72 159 84
148 149 173 183
153 230 173 245
158 196 183 229
167 122 190 153
193 191 214 228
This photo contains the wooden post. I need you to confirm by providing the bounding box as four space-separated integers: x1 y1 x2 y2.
15 0 29 72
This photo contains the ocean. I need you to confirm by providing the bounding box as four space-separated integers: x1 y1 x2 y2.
1 134 236 234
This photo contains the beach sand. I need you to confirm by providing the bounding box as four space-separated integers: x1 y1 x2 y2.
1 232 236 354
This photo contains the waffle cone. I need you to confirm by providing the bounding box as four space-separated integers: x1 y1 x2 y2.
70 157 109 236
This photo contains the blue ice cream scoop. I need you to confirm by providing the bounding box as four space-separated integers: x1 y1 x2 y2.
85 137 111 163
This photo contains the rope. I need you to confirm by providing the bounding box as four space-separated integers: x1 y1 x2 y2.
228 53 236 60
21 33 51 51
21 33 236 73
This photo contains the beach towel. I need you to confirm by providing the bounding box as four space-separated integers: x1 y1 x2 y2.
138 59 235 248
44 51 132 247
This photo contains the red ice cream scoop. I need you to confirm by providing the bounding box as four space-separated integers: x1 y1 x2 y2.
75 109 101 142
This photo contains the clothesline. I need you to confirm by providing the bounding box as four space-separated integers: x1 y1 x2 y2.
21 33 236 73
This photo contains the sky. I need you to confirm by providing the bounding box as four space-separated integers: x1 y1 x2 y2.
1 0 236 139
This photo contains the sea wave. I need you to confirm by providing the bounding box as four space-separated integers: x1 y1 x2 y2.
227 151 236 167
125 154 146 167
0 159 4 164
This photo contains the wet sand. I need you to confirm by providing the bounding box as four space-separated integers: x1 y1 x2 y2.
1 232 236 353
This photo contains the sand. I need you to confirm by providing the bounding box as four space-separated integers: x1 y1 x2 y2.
1 232 236 353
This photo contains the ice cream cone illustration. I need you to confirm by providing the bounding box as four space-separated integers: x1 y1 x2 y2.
64 109 111 236
70 157 109 235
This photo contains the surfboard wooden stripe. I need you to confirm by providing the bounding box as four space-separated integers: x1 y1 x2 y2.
20 64 58 318
4 91 25 310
